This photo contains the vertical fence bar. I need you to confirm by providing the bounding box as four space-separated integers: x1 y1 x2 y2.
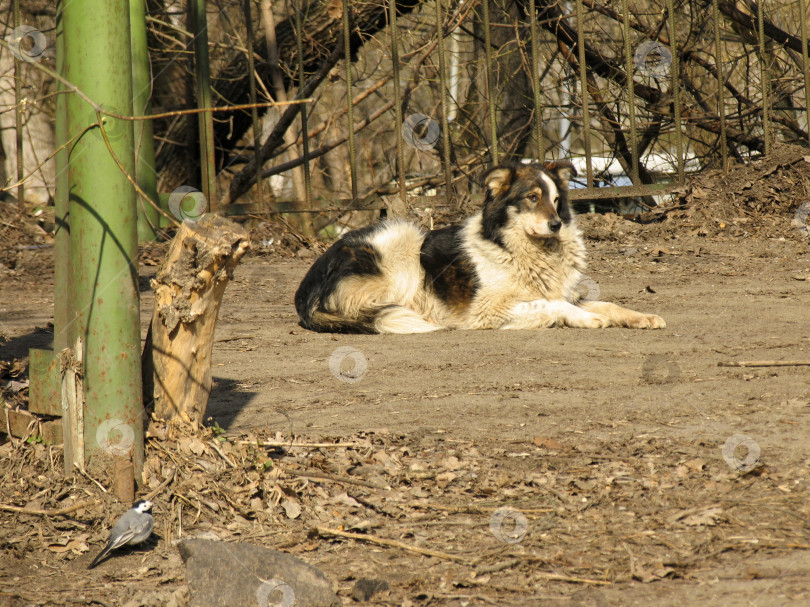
529 0 544 162
243 0 263 206
575 0 593 187
620 0 639 184
756 0 770 154
342 0 359 201
481 0 499 164
191 0 217 209
801 0 810 146
712 0 728 171
13 0 24 212
389 0 407 204
666 0 684 181
294 0 312 208
435 0 453 203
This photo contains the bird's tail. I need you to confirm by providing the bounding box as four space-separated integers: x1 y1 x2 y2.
88 541 114 569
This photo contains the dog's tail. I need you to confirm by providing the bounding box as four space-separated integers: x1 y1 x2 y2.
293 228 442 334
298 301 442 334
372 305 443 334
297 303 378 334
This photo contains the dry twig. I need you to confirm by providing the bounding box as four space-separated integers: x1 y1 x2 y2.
0 499 99 517
719 360 810 367
316 526 469 563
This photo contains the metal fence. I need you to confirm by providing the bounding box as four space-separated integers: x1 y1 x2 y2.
2 0 809 226
202 0 810 222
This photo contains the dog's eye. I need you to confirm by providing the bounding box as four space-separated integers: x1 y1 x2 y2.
527 194 538 203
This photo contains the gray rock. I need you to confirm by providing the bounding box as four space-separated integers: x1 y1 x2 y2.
351 578 390 601
178 538 340 607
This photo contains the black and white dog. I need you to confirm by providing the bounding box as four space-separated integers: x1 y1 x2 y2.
295 162 666 333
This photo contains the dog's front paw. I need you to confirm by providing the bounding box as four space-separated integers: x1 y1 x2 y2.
628 314 667 329
571 313 610 329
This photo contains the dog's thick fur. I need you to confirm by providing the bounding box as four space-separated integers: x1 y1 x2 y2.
294 162 666 333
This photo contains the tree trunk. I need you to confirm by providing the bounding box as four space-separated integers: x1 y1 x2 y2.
143 214 250 425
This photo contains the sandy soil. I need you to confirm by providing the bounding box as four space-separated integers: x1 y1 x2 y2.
0 146 810 607
2 202 810 605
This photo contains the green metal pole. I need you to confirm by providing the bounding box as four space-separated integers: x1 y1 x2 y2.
54 0 71 353
63 0 143 482
130 0 159 240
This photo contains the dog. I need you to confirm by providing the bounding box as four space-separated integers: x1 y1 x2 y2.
294 161 666 333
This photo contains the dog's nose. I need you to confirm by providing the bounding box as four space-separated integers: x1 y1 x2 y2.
548 218 562 233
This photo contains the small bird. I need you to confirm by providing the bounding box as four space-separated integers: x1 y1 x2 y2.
88 499 154 569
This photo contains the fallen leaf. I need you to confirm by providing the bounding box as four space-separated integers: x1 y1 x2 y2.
745 565 781 579
282 499 302 519
188 438 207 456
436 471 456 488
47 538 88 554
684 458 706 473
333 492 361 508
533 437 563 450
667 504 722 525
681 506 723 526
440 456 461 470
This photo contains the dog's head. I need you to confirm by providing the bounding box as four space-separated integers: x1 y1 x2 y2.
481 161 577 246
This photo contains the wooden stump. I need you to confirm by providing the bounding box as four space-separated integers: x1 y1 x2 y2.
143 214 250 425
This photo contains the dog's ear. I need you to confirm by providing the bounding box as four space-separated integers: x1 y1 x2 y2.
484 166 514 198
543 160 577 187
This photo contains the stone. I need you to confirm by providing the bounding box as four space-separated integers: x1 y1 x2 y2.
351 578 390 601
178 539 340 607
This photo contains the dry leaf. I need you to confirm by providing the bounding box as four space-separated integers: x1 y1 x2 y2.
684 458 706 473
282 499 302 519
48 538 88 554
440 456 461 470
681 506 723 526
745 565 781 579
333 492 361 508
187 436 205 456
533 437 563 450
436 471 456 488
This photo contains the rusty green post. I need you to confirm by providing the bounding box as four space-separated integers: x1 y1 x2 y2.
54 0 70 353
130 0 159 240
62 0 144 484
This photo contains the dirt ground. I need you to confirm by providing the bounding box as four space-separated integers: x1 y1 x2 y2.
2 150 810 606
